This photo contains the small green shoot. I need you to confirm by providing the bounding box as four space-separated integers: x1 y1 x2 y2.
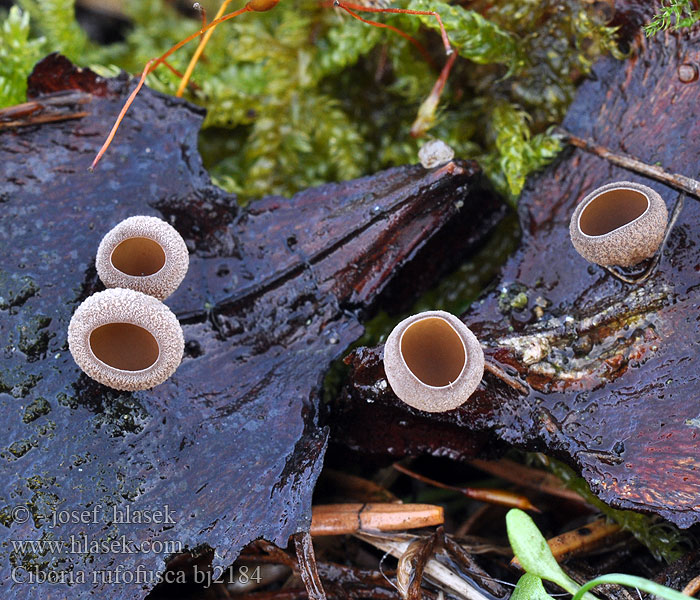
506 508 598 600
511 573 555 600
507 509 693 600
572 574 691 600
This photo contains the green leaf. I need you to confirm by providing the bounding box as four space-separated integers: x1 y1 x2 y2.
511 574 555 600
572 574 690 600
505 509 597 600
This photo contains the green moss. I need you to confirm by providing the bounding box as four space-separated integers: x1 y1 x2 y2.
1 0 622 202
644 1 700 36
17 0 90 59
0 7 44 107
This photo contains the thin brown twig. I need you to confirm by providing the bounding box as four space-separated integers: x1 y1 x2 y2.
393 463 539 512
0 92 92 130
559 129 700 199
405 528 442 600
682 574 700 597
0 112 89 130
468 458 586 504
530 518 622 565
483 358 529 395
293 532 327 600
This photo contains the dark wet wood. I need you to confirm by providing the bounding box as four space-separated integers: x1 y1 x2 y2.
336 10 700 528
0 55 503 598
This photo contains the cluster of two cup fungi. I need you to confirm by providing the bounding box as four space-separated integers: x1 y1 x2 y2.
69 181 669 410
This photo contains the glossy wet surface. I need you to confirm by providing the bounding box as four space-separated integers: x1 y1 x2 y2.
337 12 700 528
0 55 503 598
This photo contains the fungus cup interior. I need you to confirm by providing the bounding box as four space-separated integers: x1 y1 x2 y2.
400 317 466 387
111 237 166 276
89 323 160 371
579 188 649 236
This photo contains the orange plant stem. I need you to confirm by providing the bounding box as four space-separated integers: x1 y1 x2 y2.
333 1 434 67
176 0 235 98
90 5 253 171
336 0 453 55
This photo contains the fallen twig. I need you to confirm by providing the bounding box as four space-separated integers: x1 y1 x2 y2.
293 532 327 600
0 92 91 130
559 129 700 199
511 518 623 568
469 458 586 504
357 531 494 600
310 503 444 536
393 463 539 512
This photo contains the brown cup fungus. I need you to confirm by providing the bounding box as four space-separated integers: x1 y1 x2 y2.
569 181 668 267
383 310 484 413
96 215 189 300
68 288 184 391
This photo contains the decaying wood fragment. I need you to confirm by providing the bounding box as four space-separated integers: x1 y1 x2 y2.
335 7 700 528
0 55 504 599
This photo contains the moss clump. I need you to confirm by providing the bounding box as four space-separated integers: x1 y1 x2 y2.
1 0 622 201
644 0 700 36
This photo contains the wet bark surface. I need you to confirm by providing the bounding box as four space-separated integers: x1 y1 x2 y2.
0 55 504 598
336 22 700 527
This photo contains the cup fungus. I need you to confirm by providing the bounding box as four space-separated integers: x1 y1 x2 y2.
383 310 484 413
569 181 668 267
68 288 184 391
96 215 189 300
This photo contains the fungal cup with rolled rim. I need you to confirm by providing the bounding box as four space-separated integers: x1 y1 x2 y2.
96 215 189 300
383 310 484 413
569 181 668 268
68 288 184 391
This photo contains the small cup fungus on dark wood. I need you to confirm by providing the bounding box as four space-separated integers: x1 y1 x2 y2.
96 215 189 300
68 288 184 391
383 310 484 413
569 181 668 267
